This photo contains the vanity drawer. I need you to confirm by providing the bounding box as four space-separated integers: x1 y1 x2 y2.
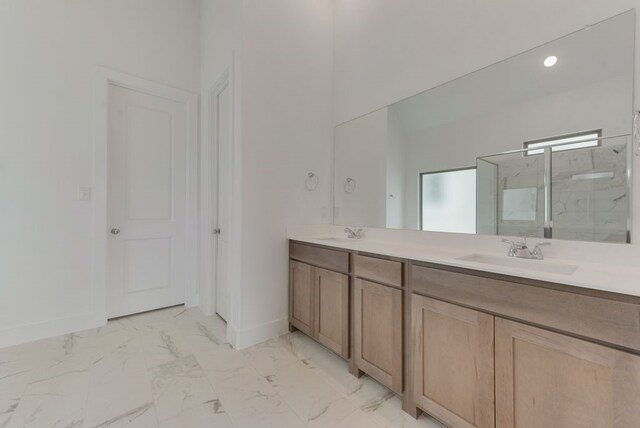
289 241 350 274
354 254 403 288
412 264 640 353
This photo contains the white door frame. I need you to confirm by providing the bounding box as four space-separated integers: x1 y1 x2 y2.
200 69 233 317
93 67 199 324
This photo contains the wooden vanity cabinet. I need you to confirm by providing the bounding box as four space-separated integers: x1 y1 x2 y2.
354 278 403 393
290 241 640 427
288 260 315 336
315 267 349 357
495 318 640 428
289 242 350 359
410 262 640 428
352 254 405 393
411 294 495 428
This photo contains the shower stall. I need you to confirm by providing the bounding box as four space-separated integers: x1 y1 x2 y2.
476 135 631 243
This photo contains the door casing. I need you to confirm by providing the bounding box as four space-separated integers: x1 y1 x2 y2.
199 67 236 323
93 67 199 324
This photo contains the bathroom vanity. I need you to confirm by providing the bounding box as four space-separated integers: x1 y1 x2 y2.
296 9 640 427
288 238 640 428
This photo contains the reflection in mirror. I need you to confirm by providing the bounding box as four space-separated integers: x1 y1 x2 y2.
333 10 635 243
476 135 630 243
420 168 476 234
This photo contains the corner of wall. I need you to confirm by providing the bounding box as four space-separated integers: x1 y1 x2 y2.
226 316 289 350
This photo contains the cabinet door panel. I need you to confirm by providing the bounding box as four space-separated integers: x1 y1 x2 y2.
496 318 640 428
289 261 314 336
315 267 349 358
354 279 403 393
412 295 495 428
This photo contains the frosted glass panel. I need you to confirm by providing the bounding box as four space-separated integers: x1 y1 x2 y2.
421 169 476 233
502 188 537 221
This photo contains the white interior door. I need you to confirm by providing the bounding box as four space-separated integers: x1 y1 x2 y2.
213 84 231 321
107 84 187 318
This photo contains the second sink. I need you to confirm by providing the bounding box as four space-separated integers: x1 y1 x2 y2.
457 253 578 276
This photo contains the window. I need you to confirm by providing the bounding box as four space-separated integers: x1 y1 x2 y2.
420 168 476 234
524 130 601 156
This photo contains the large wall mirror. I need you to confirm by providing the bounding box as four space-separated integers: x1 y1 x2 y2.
334 10 635 243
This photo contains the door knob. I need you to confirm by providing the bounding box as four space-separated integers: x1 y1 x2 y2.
110 228 120 235
212 228 221 235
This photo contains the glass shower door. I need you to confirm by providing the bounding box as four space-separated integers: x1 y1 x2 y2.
477 134 631 243
551 135 630 243
476 150 546 239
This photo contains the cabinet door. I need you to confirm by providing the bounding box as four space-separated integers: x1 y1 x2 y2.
354 279 403 393
412 295 495 428
289 261 314 336
315 267 349 358
496 318 640 428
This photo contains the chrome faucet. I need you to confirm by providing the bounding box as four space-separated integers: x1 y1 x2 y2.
502 238 550 260
344 226 365 239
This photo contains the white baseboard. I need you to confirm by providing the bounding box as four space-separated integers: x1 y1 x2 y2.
0 312 104 349
227 316 289 350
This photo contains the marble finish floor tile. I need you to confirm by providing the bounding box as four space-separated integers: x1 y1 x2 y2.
0 307 443 428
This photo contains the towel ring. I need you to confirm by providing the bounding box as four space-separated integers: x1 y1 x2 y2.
305 172 319 191
344 177 356 194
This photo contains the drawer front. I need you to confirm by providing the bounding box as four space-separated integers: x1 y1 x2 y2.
290 242 350 273
412 264 640 353
354 254 403 287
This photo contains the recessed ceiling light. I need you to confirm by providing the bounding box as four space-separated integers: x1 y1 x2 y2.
544 55 558 67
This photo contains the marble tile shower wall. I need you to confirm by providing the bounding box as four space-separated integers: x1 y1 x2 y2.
552 144 628 243
494 145 628 243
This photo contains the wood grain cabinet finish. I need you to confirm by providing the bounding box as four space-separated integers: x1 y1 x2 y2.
495 318 640 428
289 260 314 336
354 278 403 393
315 267 350 359
290 241 350 273
412 264 640 353
412 294 495 428
290 242 640 427
354 254 403 288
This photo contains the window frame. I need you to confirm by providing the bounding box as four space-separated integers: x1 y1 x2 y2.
419 166 477 233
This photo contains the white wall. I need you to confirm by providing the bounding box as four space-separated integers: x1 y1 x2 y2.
0 0 200 347
333 0 640 242
236 0 334 346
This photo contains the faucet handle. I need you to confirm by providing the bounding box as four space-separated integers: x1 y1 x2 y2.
501 238 515 248
344 226 364 239
532 242 551 259
533 241 551 251
502 238 524 248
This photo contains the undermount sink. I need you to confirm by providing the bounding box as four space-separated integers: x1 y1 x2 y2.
457 253 578 276
315 237 355 243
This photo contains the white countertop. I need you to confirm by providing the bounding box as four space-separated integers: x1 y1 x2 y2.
288 230 640 298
